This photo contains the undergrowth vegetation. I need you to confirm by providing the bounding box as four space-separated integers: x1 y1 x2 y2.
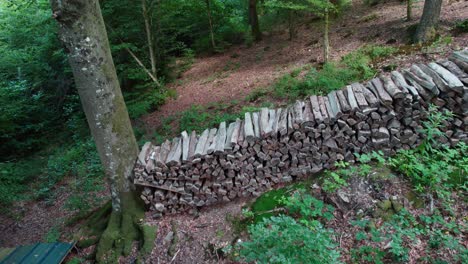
272 45 397 100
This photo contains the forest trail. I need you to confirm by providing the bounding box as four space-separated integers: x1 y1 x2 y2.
142 0 468 130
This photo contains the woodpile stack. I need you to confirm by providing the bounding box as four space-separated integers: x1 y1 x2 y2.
134 51 468 218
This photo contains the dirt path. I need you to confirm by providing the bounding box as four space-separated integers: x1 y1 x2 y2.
142 0 468 130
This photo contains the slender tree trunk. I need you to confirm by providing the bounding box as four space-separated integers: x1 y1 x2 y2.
205 0 216 50
142 0 158 79
155 0 162 65
407 0 412 21
249 0 262 41
323 11 330 63
288 10 296 41
414 0 442 43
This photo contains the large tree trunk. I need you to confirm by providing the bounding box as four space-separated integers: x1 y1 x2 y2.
205 0 217 50
414 0 442 43
142 0 158 79
49 0 149 261
249 0 262 41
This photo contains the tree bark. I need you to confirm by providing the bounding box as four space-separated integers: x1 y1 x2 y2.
142 0 158 79
50 1 152 261
249 0 262 41
205 0 217 50
323 11 330 63
414 0 442 43
49 0 139 212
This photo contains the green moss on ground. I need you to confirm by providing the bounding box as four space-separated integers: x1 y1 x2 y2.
250 180 316 223
139 224 157 255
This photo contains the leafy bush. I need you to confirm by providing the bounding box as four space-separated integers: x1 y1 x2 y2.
126 87 173 119
454 19 468 33
239 189 340 263
39 138 104 201
0 157 45 209
239 215 340 264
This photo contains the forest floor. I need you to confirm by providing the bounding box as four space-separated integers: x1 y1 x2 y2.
142 0 468 132
1 0 467 263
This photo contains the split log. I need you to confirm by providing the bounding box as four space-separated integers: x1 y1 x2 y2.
380 74 404 99
181 131 190 163
252 112 261 138
336 89 351 112
166 137 181 166
310 95 324 123
317 96 330 124
278 107 288 136
361 84 380 107
260 108 271 137
244 112 255 143
369 78 393 105
224 122 236 151
409 65 439 95
188 131 198 161
205 128 218 154
194 129 209 158
428 62 464 93
391 71 420 100
138 141 153 165
327 91 343 119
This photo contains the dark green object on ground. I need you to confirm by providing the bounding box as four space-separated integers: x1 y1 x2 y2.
0 242 74 264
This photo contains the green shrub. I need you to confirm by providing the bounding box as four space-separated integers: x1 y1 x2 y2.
238 215 341 264
389 106 467 203
126 87 173 119
38 138 104 204
352 209 467 263
0 157 45 209
239 189 340 263
454 19 468 33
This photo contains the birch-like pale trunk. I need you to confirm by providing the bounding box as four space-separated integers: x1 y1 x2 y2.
49 0 139 212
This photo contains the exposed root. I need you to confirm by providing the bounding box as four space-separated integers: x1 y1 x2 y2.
73 192 157 263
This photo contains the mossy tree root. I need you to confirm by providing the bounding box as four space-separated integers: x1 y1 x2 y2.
93 191 157 263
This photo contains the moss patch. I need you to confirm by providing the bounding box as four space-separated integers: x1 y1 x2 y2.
250 180 316 223
139 224 157 255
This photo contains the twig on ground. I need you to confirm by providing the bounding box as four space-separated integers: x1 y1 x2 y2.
170 249 181 263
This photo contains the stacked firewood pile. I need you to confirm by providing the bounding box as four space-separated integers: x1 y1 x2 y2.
134 51 468 217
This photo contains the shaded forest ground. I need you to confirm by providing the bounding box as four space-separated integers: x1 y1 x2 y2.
0 0 467 262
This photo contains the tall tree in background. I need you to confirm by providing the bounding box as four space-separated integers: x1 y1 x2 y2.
414 0 442 43
142 0 158 80
406 0 412 21
205 0 217 50
266 0 349 62
49 0 148 261
249 0 262 41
